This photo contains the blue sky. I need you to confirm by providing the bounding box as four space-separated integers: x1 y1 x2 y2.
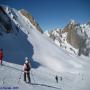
0 0 90 31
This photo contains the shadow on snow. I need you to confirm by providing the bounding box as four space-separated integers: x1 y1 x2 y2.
31 83 61 90
0 19 40 69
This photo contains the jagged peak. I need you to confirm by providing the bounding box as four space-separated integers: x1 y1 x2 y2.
69 19 78 25
19 9 32 15
20 9 43 33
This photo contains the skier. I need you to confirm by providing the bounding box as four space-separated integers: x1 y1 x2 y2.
55 75 58 83
23 57 31 83
0 48 3 65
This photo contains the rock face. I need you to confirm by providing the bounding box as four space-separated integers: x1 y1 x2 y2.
0 6 12 33
63 20 80 49
20 9 43 33
63 20 78 33
48 28 62 41
64 20 89 56
45 28 78 55
65 21 87 49
0 5 43 34
46 20 90 56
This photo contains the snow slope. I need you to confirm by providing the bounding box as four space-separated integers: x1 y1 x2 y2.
1 57 90 90
44 29 78 55
45 20 90 56
0 6 90 90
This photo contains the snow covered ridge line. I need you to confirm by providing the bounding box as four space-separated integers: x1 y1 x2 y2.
45 20 90 56
0 5 43 34
20 9 43 33
0 5 13 33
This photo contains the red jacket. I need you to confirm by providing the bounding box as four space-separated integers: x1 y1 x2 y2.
0 50 3 60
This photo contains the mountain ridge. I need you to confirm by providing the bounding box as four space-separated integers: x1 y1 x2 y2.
45 20 90 56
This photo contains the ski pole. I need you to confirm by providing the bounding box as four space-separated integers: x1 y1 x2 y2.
31 70 35 83
18 71 23 83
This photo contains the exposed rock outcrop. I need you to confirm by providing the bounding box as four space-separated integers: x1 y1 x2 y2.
20 9 43 33
0 6 12 33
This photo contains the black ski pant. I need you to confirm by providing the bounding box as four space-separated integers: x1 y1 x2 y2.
24 72 31 83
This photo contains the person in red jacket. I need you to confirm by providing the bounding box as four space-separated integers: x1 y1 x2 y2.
0 48 3 65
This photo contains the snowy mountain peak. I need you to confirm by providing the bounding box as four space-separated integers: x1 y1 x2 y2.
20 9 43 33
62 20 79 33
69 19 77 25
45 20 90 56
0 5 43 34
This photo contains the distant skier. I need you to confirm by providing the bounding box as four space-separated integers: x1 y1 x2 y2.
0 48 3 65
23 57 31 83
55 75 58 83
55 75 62 83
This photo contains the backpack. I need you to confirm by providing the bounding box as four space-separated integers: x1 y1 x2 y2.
25 63 30 71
